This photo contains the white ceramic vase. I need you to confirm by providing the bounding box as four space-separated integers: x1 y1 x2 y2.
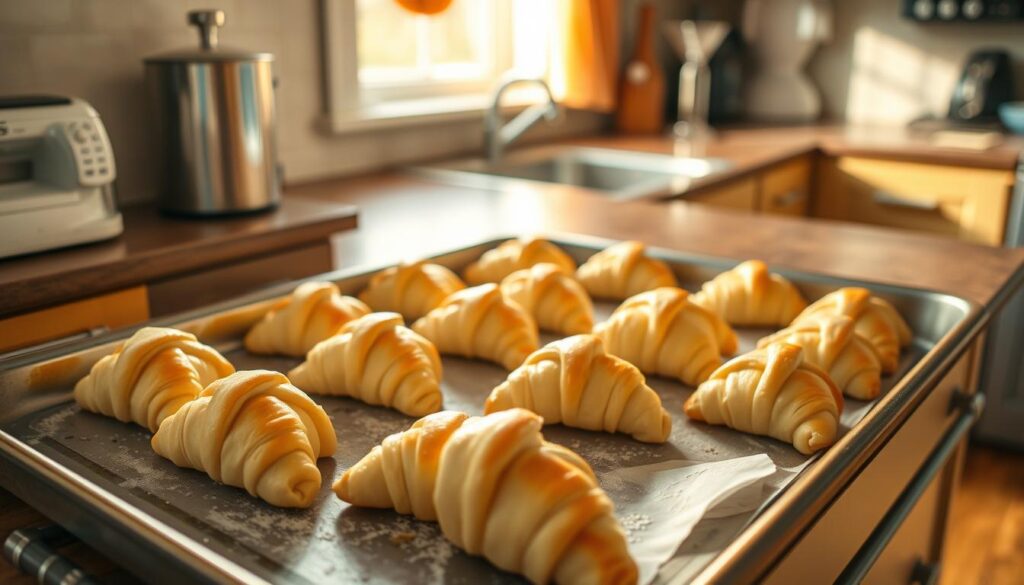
742 0 831 122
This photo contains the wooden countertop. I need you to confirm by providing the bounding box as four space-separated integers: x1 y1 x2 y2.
0 197 358 317
292 173 1024 310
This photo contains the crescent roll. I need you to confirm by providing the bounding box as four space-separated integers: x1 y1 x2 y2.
485 335 671 443
288 312 443 417
335 408 638 585
244 281 371 357
74 327 234 432
412 283 539 370
757 314 883 400
594 287 738 386
500 263 595 335
690 260 807 327
684 343 843 455
359 261 466 321
791 287 911 373
151 370 337 508
575 241 678 301
463 238 576 285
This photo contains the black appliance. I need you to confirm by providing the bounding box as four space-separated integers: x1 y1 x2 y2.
948 49 1015 122
902 0 1024 21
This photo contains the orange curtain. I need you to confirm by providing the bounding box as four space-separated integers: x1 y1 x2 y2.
550 0 620 113
395 0 453 16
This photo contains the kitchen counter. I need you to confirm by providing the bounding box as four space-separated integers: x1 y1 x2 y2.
292 172 1024 310
0 197 358 318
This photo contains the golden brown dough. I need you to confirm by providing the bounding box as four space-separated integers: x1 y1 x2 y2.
358 261 465 321
485 335 670 443
690 260 807 326
594 287 738 386
500 263 594 335
684 343 843 455
575 241 678 301
151 370 337 508
74 327 234 432
412 283 539 370
463 238 576 285
757 314 883 400
334 409 637 584
790 287 911 373
244 281 371 357
288 312 443 416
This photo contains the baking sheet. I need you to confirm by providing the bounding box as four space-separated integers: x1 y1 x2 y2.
3 297 925 584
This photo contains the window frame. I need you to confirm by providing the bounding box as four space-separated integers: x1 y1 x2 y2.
322 0 538 134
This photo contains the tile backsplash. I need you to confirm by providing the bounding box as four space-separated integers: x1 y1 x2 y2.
0 0 604 205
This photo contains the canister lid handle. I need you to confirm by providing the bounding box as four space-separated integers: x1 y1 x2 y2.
187 10 226 50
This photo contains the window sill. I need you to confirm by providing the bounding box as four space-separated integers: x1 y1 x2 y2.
322 87 544 135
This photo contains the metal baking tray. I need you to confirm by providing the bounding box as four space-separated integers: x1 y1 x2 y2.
0 234 979 585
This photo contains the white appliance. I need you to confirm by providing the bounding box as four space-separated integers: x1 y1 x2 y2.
742 0 832 121
0 96 123 259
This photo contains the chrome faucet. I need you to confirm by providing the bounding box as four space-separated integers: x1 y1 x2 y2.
484 77 560 163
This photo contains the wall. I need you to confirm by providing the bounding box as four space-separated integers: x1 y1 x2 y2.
808 0 1024 123
0 0 605 205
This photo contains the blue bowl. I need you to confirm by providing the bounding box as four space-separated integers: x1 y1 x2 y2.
999 102 1024 135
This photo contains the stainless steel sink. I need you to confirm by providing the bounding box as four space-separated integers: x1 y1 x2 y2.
413 146 732 200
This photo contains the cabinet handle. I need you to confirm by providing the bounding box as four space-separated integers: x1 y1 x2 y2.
835 390 984 584
872 191 941 211
771 190 806 208
0 326 108 362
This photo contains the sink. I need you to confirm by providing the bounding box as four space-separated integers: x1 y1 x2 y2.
413 146 732 200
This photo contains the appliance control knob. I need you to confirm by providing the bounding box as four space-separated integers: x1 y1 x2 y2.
913 0 935 18
962 0 984 18
937 0 958 19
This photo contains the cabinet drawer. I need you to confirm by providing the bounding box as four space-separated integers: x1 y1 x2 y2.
815 157 1013 246
765 354 972 584
761 157 812 216
689 177 758 211
0 287 149 353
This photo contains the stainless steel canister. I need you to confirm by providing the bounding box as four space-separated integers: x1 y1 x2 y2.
145 10 279 215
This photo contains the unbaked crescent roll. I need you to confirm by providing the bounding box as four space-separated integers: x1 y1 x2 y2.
74 327 234 432
594 287 738 386
575 240 678 301
684 343 843 455
288 312 443 417
500 263 595 335
412 283 539 370
335 409 638 585
463 238 576 285
757 314 883 400
359 261 466 321
690 260 807 326
151 370 337 508
485 335 671 443
244 281 371 357
790 287 911 373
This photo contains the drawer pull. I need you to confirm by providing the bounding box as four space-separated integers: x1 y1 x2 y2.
872 191 941 211
771 190 806 208
835 390 984 584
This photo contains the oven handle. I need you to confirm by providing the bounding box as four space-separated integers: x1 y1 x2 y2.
835 390 984 585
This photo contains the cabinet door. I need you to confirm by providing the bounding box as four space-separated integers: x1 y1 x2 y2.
761 157 812 216
689 177 759 211
815 157 1013 246
0 287 149 353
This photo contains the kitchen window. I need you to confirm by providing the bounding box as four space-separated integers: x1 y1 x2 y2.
323 0 553 132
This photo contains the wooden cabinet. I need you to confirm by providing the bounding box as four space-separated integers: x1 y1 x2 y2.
689 177 759 211
0 287 149 353
815 157 1014 246
760 157 812 216
683 156 812 216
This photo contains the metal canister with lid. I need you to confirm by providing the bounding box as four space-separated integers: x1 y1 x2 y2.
145 10 279 215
